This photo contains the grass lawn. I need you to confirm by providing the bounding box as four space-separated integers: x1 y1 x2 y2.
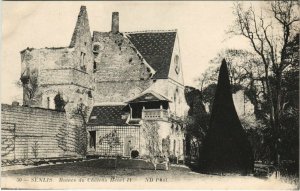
2 159 194 179
2 159 298 189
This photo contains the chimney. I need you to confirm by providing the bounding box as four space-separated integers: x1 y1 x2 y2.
12 101 19 107
111 12 119 34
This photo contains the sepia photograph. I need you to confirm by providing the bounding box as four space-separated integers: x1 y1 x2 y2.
1 1 299 189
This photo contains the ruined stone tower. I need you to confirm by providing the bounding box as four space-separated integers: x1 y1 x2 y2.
20 6 94 114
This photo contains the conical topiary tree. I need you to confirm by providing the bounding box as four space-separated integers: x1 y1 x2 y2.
200 59 254 175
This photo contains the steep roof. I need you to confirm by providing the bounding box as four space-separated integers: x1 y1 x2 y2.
126 31 177 79
69 6 91 48
126 90 171 103
87 105 128 126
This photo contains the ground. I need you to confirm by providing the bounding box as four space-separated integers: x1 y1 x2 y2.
1 159 298 189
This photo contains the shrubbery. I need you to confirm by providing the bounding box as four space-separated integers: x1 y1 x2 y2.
131 150 139 158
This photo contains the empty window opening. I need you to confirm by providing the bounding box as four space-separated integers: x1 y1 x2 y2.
93 44 100 52
80 52 86 67
93 62 97 73
47 97 50 109
89 131 96 149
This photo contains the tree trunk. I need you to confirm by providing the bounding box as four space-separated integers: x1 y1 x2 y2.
273 71 283 170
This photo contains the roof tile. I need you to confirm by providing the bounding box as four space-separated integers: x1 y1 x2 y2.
126 32 176 79
88 105 128 126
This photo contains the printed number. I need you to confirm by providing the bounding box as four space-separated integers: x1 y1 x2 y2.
16 178 22 182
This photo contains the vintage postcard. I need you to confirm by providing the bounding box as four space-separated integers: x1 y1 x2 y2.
1 1 299 190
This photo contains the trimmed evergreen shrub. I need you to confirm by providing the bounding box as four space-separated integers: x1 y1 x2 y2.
200 59 254 175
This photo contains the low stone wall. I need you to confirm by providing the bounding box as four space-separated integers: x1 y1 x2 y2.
1 104 82 161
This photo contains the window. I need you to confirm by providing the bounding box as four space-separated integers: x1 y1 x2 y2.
47 97 50 109
93 44 100 52
80 52 86 67
89 131 96 149
174 55 180 74
93 62 97 73
87 90 93 98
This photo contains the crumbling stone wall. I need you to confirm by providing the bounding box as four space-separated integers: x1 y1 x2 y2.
69 6 94 74
232 90 254 117
94 81 151 102
92 31 153 102
93 32 153 81
20 6 94 112
20 48 93 107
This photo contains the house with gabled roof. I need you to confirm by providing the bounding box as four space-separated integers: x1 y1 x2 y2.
19 6 188 160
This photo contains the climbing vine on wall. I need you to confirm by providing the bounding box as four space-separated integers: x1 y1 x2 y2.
72 103 89 156
31 141 39 158
74 125 88 156
143 121 161 157
99 129 121 155
56 123 68 153
1 137 14 157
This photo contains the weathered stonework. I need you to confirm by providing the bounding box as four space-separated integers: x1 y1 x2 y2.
20 6 94 114
15 6 189 160
94 81 151 103
1 104 83 160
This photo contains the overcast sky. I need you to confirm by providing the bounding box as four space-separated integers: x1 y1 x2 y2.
2 1 263 104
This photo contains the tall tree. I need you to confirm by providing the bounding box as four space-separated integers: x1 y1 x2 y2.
229 1 299 166
184 86 210 161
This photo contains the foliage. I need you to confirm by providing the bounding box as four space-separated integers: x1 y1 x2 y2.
143 121 161 157
72 103 89 156
54 92 66 112
1 137 14 157
184 86 210 162
98 129 121 156
200 60 254 174
229 1 299 165
195 1 299 166
18 68 39 106
31 141 39 158
131 150 139 158
73 103 89 124
198 49 266 117
74 125 88 156
56 123 68 153
162 136 171 156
